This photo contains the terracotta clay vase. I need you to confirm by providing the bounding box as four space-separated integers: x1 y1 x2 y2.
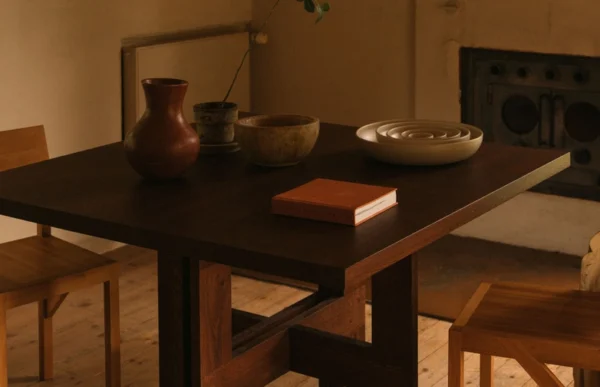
124 78 200 180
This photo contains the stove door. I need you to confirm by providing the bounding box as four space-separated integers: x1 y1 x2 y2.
479 84 600 200
554 90 600 171
484 83 551 148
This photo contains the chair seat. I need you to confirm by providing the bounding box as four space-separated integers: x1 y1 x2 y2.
455 282 600 371
0 235 116 295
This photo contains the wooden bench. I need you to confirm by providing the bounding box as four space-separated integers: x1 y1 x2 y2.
0 125 121 387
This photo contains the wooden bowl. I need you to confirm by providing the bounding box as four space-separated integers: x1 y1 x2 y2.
235 114 320 167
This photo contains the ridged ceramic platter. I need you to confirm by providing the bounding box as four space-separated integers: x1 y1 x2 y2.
376 122 471 145
356 119 484 166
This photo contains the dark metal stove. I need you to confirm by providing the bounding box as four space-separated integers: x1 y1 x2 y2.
460 47 600 201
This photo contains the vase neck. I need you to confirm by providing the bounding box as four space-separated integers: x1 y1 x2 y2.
142 80 187 113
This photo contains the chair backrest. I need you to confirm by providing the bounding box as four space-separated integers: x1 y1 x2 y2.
0 125 51 236
0 125 49 172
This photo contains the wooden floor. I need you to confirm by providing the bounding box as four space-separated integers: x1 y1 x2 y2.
4 246 575 386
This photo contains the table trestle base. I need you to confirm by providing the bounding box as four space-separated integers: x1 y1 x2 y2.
159 255 417 387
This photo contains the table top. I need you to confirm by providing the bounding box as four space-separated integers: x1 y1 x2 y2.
0 120 570 291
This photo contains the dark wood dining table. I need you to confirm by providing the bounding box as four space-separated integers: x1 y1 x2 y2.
0 118 569 387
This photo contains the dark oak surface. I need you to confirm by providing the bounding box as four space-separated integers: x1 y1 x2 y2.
0 121 570 291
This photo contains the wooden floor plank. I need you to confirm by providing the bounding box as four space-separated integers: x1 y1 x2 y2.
3 246 575 386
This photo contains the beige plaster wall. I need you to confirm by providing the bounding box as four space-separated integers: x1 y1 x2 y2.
250 0 415 127
415 0 600 122
0 0 251 252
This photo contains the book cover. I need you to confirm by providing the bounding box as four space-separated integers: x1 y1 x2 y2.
272 178 397 226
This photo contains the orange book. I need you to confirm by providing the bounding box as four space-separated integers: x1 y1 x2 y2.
271 178 397 226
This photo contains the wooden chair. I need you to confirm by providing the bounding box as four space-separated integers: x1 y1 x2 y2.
574 231 600 387
448 281 600 387
0 125 121 387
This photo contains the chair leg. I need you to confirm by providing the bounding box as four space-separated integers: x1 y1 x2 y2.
0 306 7 387
104 275 121 387
448 329 464 387
38 300 53 380
480 354 494 387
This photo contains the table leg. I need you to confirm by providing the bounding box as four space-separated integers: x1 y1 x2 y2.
157 254 192 387
372 255 418 387
315 285 366 387
197 261 232 377
157 254 232 387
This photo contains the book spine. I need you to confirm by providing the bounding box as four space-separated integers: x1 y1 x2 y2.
271 198 355 226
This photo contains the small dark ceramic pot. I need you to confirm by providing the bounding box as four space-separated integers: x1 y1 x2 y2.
193 102 238 144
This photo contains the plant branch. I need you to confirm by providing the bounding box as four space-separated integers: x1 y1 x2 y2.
223 0 282 102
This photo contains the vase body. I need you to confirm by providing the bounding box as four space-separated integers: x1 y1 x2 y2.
124 78 200 179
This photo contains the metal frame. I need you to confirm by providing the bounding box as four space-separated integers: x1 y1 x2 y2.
119 22 252 140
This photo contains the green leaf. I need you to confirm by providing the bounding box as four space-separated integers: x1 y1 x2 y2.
321 2 330 11
304 0 315 13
